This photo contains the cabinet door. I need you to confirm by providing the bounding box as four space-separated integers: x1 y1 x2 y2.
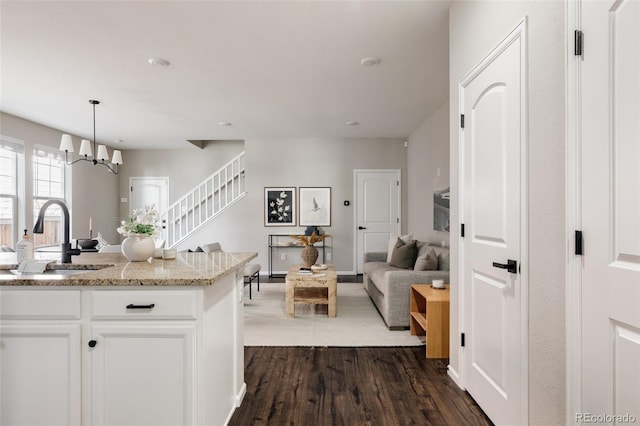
86 324 196 426
0 325 81 426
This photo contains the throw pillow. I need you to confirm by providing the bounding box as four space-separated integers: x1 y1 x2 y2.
387 233 413 262
438 250 450 271
414 248 438 271
389 238 418 269
194 246 204 252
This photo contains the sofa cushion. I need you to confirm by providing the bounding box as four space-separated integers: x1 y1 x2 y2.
414 248 438 271
363 262 396 295
387 233 413 262
438 250 450 271
389 238 417 269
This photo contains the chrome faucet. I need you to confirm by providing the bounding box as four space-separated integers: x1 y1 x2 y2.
33 199 81 263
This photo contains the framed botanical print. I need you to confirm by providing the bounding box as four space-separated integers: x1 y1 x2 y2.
298 187 331 227
264 187 296 226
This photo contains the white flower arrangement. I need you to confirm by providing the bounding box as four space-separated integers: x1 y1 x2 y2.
117 204 159 237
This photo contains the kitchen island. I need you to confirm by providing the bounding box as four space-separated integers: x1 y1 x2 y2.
0 250 257 426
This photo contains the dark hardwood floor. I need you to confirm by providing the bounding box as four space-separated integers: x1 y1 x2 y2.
230 346 492 426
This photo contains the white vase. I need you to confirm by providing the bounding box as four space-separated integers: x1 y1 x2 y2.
121 234 155 262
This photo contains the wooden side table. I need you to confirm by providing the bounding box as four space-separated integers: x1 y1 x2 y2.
410 284 450 358
285 265 337 318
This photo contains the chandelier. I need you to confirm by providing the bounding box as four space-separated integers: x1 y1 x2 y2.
59 99 123 174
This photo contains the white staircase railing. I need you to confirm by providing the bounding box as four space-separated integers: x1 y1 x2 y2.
160 151 246 248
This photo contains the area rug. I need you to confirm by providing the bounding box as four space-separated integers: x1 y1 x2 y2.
243 282 424 347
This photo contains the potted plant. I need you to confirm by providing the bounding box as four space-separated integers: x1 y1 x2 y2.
290 231 328 267
117 204 159 261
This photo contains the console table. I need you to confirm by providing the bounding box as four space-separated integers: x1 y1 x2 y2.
410 284 450 358
268 234 330 277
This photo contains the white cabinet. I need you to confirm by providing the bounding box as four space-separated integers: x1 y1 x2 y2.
0 271 244 426
0 325 82 426
84 289 198 426
86 324 196 426
0 290 82 426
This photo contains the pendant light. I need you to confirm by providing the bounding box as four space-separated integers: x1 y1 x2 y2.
59 99 123 174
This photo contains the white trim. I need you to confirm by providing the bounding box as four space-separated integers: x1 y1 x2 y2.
0 134 25 153
458 17 529 425
565 0 582 422
447 365 464 390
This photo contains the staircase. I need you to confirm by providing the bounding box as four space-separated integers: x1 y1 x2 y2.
160 151 246 248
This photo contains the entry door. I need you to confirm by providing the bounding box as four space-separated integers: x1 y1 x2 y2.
460 20 527 425
580 1 640 418
129 177 169 215
354 170 401 274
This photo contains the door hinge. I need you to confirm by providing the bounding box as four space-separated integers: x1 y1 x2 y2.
130 186 133 192
397 218 399 224
397 180 400 186
574 30 583 56
461 223 465 237
575 230 583 255
461 333 466 347
460 114 465 129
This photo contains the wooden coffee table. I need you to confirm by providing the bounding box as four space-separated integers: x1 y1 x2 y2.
285 265 337 318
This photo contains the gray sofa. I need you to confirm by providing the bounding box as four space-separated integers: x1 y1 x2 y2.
363 242 450 329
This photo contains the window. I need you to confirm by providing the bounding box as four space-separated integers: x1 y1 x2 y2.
0 145 18 246
32 148 67 247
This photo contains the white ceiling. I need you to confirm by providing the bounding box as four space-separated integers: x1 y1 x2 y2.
0 1 450 150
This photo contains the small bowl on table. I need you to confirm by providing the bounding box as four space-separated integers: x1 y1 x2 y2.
78 239 99 250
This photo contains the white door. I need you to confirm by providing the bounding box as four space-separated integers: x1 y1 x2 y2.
460 20 527 425
87 324 195 426
579 0 640 419
129 177 169 215
354 170 401 274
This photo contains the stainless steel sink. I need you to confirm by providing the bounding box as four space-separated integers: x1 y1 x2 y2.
7 269 94 276
0 266 111 279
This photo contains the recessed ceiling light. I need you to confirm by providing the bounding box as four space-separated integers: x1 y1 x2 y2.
346 121 360 126
148 57 170 67
218 122 232 127
360 57 381 67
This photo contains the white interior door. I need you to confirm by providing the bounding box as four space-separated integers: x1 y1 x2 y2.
129 177 169 215
579 1 640 419
460 20 527 426
354 170 401 274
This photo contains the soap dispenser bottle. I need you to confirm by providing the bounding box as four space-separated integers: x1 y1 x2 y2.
16 229 34 264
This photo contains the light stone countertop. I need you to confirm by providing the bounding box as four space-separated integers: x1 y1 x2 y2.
0 251 257 286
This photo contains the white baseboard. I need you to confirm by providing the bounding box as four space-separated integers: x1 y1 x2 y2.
447 365 464 390
235 382 246 407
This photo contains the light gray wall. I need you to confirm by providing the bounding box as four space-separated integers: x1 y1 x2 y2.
0 112 120 243
171 137 407 273
449 1 565 424
407 101 450 245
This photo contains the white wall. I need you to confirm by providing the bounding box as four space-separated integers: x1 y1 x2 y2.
407 101 450 245
449 1 565 424
156 137 408 272
0 112 120 243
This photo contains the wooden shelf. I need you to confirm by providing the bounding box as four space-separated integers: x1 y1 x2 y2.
410 284 450 358
410 311 427 334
